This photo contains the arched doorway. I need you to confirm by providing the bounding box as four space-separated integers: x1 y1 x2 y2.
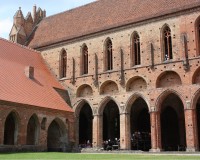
160 93 186 151
47 120 67 152
79 103 93 148
4 112 18 145
196 98 200 151
26 115 39 145
103 100 120 142
130 97 151 151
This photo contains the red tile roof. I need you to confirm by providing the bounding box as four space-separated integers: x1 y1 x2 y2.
28 0 200 48
0 38 73 112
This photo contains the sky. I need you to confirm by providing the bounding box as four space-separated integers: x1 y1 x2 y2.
0 0 96 39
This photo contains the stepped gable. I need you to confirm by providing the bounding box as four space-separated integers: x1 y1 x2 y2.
0 38 73 112
28 0 200 48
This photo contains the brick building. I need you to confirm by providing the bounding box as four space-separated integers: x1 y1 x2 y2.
8 0 200 152
0 39 75 152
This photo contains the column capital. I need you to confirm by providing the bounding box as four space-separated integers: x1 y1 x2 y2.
93 114 103 117
149 106 158 113
184 100 194 110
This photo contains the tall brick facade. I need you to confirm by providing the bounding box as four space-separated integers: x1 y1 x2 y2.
8 0 200 152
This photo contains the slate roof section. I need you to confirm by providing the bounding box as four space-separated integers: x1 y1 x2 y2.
28 0 200 48
0 38 73 112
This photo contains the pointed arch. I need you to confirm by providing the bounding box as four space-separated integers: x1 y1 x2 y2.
155 89 185 112
128 96 151 151
157 90 186 151
125 93 150 114
104 38 113 71
60 49 67 78
98 97 120 141
131 31 141 66
4 111 20 145
26 114 40 145
98 96 120 115
191 88 200 110
195 16 200 56
81 43 89 75
161 24 173 61
74 99 93 118
47 118 68 152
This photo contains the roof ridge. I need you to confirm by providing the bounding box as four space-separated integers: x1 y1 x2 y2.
44 0 98 20
0 37 40 54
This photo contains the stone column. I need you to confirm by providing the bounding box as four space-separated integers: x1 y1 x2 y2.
149 108 161 152
92 114 102 148
120 112 130 150
92 105 103 148
185 101 198 152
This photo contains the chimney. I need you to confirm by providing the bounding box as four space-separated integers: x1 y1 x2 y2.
43 10 46 18
33 5 36 22
25 66 34 79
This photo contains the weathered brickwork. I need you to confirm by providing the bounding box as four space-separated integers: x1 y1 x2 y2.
35 8 200 152
8 0 200 152
0 101 75 152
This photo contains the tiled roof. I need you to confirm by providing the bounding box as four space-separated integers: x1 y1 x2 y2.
0 38 73 112
28 0 200 48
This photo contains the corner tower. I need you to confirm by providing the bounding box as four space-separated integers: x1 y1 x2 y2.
9 5 46 45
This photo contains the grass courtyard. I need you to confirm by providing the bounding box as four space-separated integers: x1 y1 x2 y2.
0 153 200 160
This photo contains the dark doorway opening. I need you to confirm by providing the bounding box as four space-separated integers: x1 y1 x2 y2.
47 121 62 152
26 115 38 145
79 103 93 148
103 100 120 142
130 97 151 151
196 101 200 151
161 93 186 151
4 113 17 145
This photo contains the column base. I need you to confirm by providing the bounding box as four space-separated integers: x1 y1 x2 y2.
186 147 197 152
149 148 161 152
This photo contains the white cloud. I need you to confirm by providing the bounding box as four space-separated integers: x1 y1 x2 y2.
0 18 13 39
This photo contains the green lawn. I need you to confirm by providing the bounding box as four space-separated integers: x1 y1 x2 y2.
0 153 200 160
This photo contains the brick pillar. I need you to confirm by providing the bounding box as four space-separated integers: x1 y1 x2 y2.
74 115 79 149
97 114 103 148
0 120 4 144
185 103 198 152
39 127 47 151
93 114 102 148
18 120 27 145
150 110 161 152
120 112 130 150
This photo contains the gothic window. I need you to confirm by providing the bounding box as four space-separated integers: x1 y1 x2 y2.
60 50 67 78
105 38 113 71
131 32 141 66
82 44 88 75
195 17 200 55
163 26 173 61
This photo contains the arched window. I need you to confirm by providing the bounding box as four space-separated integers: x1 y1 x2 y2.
105 38 113 71
82 44 88 75
162 25 173 61
131 32 141 66
60 50 67 78
195 17 200 55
